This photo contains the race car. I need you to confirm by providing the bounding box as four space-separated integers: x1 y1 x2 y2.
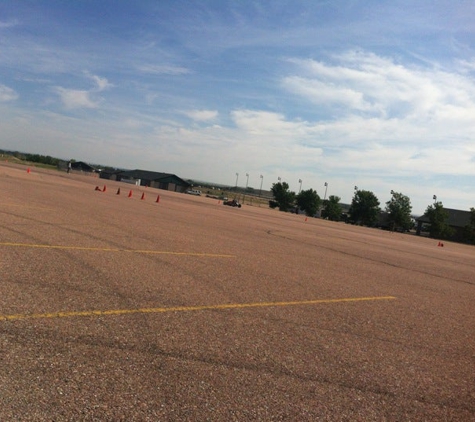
223 199 242 208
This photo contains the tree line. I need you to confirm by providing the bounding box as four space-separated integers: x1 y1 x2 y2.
269 182 475 243
0 150 62 166
0 150 119 173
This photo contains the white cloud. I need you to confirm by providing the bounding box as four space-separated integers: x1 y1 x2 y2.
137 64 190 75
87 73 113 92
284 51 475 124
0 84 18 101
0 19 19 29
280 51 475 157
458 59 475 73
231 109 308 137
54 73 111 109
283 76 376 112
184 109 218 121
55 87 98 109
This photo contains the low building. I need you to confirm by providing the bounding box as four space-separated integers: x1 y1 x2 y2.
58 160 97 173
416 208 472 242
100 169 190 193
71 161 97 173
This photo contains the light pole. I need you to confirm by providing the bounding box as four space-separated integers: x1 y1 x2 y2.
235 172 239 190
324 182 328 201
259 175 263 197
242 173 249 205
433 194 437 204
299 179 302 193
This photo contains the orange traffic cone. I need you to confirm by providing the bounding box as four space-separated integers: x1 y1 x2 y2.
103 185 107 192
156 195 160 203
128 190 132 198
116 187 121 195
141 192 145 200
27 167 31 174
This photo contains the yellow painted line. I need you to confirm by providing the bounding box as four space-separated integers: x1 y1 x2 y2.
0 242 233 258
0 296 396 322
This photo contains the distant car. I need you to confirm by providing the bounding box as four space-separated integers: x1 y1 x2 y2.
186 189 201 196
223 199 241 208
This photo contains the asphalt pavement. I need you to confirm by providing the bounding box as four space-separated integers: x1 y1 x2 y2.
1 163 474 421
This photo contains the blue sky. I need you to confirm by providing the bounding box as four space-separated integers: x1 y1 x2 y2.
1 1 474 214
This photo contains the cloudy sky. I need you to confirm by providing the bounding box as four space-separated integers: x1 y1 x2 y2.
1 1 474 214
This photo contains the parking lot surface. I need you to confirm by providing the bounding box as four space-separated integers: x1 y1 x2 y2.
1 163 474 420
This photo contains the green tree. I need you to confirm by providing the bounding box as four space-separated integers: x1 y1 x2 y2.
385 190 413 231
349 189 380 226
322 195 342 221
296 188 321 217
270 182 296 212
424 201 453 239
462 207 475 244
